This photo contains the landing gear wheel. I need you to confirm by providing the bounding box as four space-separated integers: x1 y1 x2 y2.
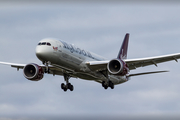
110 84 114 89
109 81 114 89
102 81 105 87
104 85 108 89
67 83 71 89
69 85 74 91
102 81 114 90
61 83 67 91
102 81 108 89
61 83 65 89
63 87 67 92
67 83 74 91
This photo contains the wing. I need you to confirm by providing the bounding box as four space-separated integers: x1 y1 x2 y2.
86 53 180 71
0 61 66 76
0 61 26 70
126 53 180 70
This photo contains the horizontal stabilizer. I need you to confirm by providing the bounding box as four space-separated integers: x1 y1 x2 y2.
128 70 169 77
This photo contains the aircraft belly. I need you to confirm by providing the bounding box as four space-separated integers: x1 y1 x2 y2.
75 71 105 81
75 73 97 80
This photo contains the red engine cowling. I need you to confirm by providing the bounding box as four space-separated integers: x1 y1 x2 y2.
107 59 129 76
23 63 44 81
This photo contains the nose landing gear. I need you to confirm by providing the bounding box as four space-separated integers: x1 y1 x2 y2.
43 61 50 73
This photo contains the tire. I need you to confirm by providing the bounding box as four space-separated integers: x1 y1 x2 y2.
67 83 71 89
104 85 108 89
70 85 74 91
61 83 65 89
63 87 67 92
102 81 105 87
109 81 114 89
110 84 114 89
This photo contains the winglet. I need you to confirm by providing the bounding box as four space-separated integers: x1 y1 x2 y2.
117 33 130 60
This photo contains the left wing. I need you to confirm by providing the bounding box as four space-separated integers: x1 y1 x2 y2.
126 53 180 70
86 53 180 71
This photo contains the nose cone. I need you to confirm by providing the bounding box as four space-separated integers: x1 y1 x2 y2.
36 46 51 61
36 46 45 61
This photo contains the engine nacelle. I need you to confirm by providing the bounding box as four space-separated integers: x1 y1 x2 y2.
23 63 44 81
107 59 129 75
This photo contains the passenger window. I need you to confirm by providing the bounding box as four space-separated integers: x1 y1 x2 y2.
42 42 46 45
47 43 51 46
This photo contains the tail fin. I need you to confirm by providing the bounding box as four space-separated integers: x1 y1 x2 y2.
117 33 130 60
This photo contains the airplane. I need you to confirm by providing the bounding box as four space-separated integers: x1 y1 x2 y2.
0 33 180 92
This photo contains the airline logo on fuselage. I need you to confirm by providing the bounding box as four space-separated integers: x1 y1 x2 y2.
53 46 58 51
60 40 95 59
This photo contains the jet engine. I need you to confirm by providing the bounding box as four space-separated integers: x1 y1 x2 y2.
23 63 44 81
107 59 129 75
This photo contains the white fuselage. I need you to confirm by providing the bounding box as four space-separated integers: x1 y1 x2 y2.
36 38 128 85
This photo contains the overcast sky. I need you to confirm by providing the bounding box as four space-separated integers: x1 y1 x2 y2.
1 1 180 120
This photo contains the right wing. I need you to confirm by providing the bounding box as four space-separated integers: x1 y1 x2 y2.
0 61 69 76
0 61 26 70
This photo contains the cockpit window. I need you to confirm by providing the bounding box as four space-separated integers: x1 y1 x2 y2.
47 42 51 46
38 42 51 46
41 42 46 45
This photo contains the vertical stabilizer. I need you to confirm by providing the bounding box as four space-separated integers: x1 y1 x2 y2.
117 33 130 60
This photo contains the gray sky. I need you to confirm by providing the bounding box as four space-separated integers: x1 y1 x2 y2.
0 1 180 119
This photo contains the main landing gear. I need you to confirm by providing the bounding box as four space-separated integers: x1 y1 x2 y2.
102 81 114 89
61 74 74 92
100 71 114 90
43 61 73 92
